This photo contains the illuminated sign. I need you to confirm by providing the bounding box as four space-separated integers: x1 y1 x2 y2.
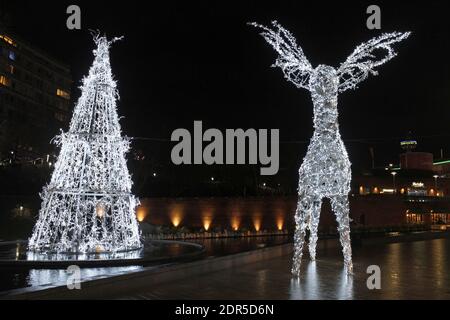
412 182 424 188
400 140 417 147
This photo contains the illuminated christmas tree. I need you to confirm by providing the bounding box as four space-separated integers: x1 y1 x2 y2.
251 21 409 276
29 34 141 253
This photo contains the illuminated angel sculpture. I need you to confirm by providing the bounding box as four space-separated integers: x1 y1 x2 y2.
29 34 141 253
250 21 409 276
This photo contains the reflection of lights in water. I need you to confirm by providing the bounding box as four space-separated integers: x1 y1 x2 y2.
304 261 319 299
202 216 212 231
387 243 401 290
257 269 269 292
289 262 353 299
136 207 147 222
169 204 184 227
289 277 302 300
431 239 445 288
289 261 319 299
28 266 142 288
337 268 353 300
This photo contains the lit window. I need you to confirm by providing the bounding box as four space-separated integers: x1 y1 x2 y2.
56 89 70 100
9 65 14 74
8 51 15 61
0 35 17 47
0 75 10 86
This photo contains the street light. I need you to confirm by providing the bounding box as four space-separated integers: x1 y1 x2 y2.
391 171 397 193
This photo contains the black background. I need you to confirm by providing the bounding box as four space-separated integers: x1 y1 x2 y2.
1 0 449 195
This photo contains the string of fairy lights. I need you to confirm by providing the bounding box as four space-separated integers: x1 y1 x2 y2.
250 20 409 276
29 34 141 254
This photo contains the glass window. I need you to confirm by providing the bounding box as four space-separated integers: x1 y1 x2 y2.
56 88 70 100
0 75 10 86
8 50 15 61
406 213 424 224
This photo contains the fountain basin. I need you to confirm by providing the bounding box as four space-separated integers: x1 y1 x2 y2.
0 239 205 269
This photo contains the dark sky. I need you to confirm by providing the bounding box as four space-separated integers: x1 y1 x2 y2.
2 0 450 189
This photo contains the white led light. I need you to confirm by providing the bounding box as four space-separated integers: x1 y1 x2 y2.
251 21 409 276
29 34 141 253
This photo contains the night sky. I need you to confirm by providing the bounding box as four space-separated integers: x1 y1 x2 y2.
1 1 450 194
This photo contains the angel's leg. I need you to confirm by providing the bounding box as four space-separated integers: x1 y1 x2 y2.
308 198 322 261
330 195 353 274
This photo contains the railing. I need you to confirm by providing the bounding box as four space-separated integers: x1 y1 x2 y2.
144 229 289 240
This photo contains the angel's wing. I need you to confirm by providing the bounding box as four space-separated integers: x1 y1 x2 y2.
337 31 410 92
249 21 313 90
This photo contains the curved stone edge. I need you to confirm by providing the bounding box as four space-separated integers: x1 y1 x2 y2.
0 240 205 269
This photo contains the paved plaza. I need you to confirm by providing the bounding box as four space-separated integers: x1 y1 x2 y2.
117 238 450 299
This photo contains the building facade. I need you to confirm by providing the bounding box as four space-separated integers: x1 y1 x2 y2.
136 150 450 233
350 148 450 229
0 30 72 163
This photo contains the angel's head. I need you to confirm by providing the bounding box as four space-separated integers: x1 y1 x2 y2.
310 65 338 95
